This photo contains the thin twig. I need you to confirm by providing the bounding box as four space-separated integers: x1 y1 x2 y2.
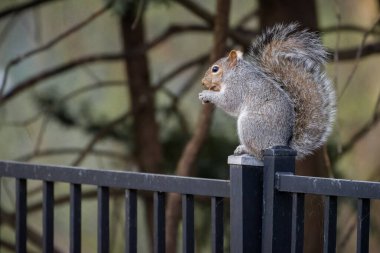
33 115 50 154
131 0 147 29
235 9 259 28
334 91 380 161
71 111 131 166
81 66 101 82
146 24 210 49
166 63 207 136
153 54 208 91
338 15 380 100
177 62 207 96
332 0 343 158
337 209 356 250
373 91 380 116
0 1 112 97
175 0 248 46
322 24 380 35
332 0 342 86
334 41 380 60
340 109 380 157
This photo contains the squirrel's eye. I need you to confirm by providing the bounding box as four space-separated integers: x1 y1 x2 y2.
211 65 219 73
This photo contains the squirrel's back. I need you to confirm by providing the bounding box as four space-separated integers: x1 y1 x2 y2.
249 23 336 158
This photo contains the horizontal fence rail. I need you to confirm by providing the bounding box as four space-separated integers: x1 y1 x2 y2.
0 160 230 253
275 173 380 199
2 147 380 253
0 161 229 197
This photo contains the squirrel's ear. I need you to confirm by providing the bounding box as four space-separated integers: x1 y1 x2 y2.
228 50 243 67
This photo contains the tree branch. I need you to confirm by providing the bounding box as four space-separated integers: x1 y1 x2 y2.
0 0 60 20
0 53 130 105
338 91 380 158
331 42 380 60
175 0 248 46
175 0 214 25
0 1 113 96
0 239 17 252
322 24 380 35
3 25 379 107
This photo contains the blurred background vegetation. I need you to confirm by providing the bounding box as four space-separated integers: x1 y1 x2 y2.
0 0 380 252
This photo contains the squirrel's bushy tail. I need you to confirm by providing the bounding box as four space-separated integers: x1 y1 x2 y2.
250 23 336 158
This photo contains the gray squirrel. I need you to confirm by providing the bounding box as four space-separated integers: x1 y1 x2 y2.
199 23 336 160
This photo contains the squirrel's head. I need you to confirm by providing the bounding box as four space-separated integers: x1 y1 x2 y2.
202 50 243 91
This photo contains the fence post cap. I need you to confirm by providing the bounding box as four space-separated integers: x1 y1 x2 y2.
228 154 264 166
263 146 297 156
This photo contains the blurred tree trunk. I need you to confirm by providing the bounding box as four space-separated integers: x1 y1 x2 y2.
165 0 230 252
120 7 163 250
258 1 326 252
259 0 318 30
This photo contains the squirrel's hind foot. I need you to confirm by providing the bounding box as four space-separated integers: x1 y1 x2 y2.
234 145 250 155
234 145 263 160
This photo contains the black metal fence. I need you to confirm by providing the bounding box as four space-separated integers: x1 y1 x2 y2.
1 146 380 252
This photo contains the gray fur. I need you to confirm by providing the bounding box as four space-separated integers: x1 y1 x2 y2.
199 23 336 160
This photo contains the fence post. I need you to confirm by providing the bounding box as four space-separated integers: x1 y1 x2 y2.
261 146 296 253
229 154 264 253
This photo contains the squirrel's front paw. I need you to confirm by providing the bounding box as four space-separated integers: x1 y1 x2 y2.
199 91 213 104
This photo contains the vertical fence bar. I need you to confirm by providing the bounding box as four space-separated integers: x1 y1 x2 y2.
357 198 370 253
154 191 165 253
125 189 137 253
43 181 54 253
211 196 224 253
262 146 296 253
323 195 337 253
98 186 109 253
70 183 81 253
229 155 264 253
291 193 304 253
16 178 27 253
182 194 194 253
